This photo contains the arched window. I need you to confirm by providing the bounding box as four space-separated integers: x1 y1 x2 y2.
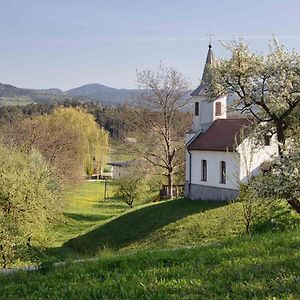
220 161 226 184
201 160 207 181
195 102 199 116
215 102 221 117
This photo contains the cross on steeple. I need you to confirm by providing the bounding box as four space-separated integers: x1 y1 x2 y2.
207 30 214 48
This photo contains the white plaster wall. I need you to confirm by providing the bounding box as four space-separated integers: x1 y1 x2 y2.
199 96 214 124
192 96 201 132
191 94 228 133
112 166 129 179
237 137 278 183
190 150 240 190
185 133 197 182
185 150 190 182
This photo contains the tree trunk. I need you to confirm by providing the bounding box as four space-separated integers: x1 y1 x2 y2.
276 120 285 156
167 171 174 199
288 199 300 213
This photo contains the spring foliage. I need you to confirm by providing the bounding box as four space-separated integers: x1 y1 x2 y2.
0 145 63 268
2 107 109 183
209 38 300 154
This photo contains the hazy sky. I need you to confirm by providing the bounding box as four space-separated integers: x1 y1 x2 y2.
1 0 300 90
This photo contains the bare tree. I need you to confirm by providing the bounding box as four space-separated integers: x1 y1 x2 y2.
132 64 191 199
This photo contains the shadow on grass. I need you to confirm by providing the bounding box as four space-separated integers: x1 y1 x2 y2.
62 198 225 256
63 212 111 223
92 202 127 210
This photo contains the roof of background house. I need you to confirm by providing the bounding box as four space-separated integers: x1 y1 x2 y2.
187 118 253 152
107 159 144 167
107 161 132 167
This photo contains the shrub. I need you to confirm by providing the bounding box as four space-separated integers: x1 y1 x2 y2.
0 144 63 268
115 172 148 208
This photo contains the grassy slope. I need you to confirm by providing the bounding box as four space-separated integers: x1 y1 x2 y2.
64 199 244 256
51 181 242 257
50 182 299 259
1 230 300 299
2 182 299 299
50 181 127 247
47 181 130 263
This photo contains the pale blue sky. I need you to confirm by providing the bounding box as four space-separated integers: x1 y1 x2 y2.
1 0 300 90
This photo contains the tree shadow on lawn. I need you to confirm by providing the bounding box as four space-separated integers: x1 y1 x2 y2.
62 198 225 256
63 212 111 223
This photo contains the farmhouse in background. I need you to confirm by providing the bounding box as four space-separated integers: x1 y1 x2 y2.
107 161 133 179
185 44 278 201
108 159 147 179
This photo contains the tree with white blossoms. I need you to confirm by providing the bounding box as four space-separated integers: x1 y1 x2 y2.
209 38 300 212
254 139 300 213
209 38 300 155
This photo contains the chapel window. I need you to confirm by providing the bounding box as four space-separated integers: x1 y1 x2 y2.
195 102 199 116
201 160 207 181
220 161 226 184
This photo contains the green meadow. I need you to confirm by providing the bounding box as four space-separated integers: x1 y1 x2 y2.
1 181 300 299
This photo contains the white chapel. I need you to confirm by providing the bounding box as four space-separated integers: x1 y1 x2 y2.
185 44 278 201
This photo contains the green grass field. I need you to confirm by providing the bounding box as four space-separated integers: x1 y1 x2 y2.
50 181 127 247
1 181 300 299
1 230 300 299
48 182 245 260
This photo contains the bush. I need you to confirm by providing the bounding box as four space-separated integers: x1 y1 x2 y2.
238 176 278 235
115 172 148 208
0 144 63 268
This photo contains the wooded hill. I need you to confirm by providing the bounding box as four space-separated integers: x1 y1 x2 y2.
0 82 139 106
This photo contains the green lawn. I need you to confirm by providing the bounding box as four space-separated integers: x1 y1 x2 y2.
50 181 128 247
1 230 300 299
2 181 300 299
48 181 299 260
64 198 242 256
49 181 243 259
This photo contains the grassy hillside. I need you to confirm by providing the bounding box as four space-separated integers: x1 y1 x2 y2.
50 181 126 247
1 230 300 299
1 181 300 299
64 199 243 256
50 182 299 260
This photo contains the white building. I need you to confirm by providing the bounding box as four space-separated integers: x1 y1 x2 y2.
185 44 278 201
107 161 133 179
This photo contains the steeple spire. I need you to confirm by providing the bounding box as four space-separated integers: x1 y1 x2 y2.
191 44 214 96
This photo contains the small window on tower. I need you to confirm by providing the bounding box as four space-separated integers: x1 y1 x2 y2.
195 102 199 116
215 102 221 117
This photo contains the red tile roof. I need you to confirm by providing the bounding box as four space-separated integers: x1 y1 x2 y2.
187 118 253 151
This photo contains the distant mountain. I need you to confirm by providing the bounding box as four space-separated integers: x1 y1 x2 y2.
0 82 140 106
0 83 83 106
36 88 63 95
66 83 140 104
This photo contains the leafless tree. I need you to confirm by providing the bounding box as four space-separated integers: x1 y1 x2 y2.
131 64 192 199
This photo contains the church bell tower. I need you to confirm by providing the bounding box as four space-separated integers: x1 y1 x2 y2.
186 43 214 143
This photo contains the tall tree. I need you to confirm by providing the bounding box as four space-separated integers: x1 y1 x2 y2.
2 107 109 183
209 39 300 155
133 64 191 199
